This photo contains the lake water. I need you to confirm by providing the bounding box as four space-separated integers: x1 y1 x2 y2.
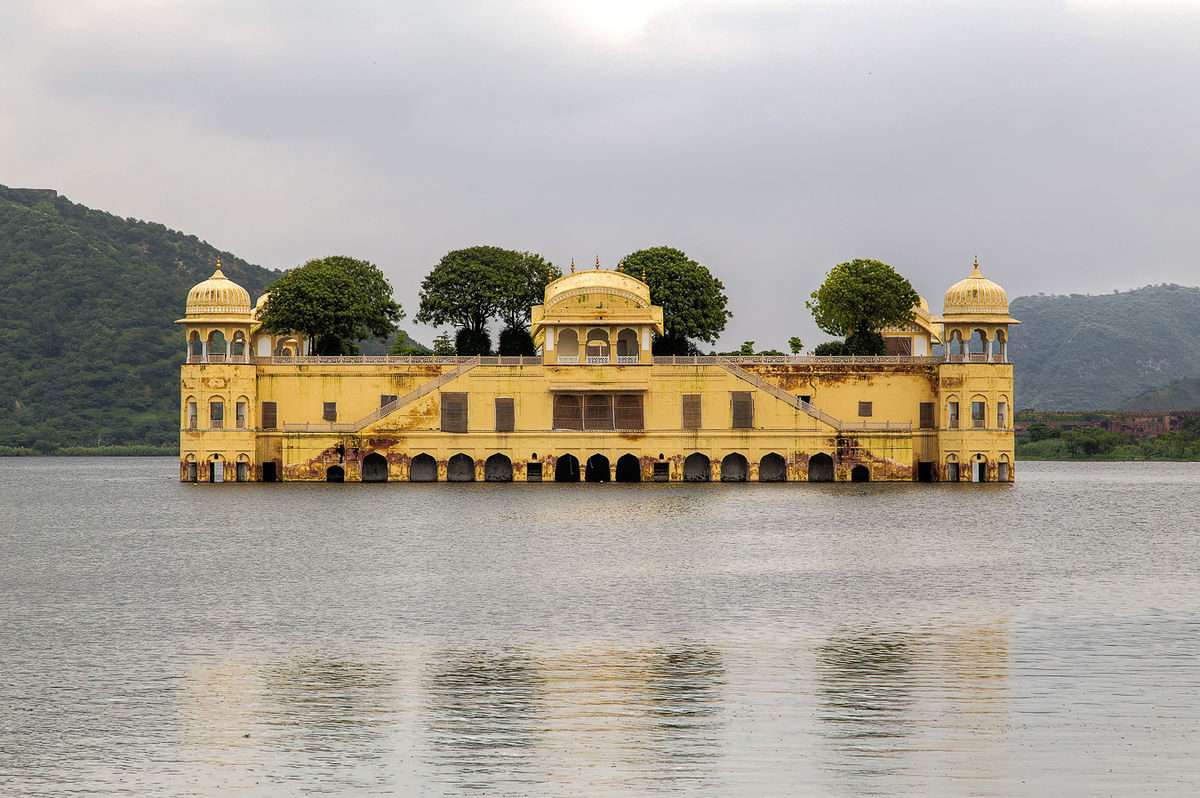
0 458 1197 796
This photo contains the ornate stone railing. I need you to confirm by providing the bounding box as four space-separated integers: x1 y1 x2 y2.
616 355 640 364
944 354 1007 363
186 354 250 364
654 355 948 365
556 356 579 365
585 355 610 365
254 355 542 366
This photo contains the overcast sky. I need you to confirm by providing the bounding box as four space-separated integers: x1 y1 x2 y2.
3 0 1198 349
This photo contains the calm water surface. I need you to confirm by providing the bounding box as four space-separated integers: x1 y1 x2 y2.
0 458 1197 796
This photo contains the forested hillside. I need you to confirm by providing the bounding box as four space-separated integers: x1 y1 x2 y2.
1118 375 1200 411
0 186 282 451
1010 285 1200 411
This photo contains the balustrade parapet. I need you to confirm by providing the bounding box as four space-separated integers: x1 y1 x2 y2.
249 355 543 366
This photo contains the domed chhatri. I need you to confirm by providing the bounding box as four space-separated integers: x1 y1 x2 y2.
185 264 252 318
940 258 1019 364
942 259 1015 321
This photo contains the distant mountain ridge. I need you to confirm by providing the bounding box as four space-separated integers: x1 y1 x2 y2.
0 185 284 450
1010 285 1200 411
1118 375 1200 411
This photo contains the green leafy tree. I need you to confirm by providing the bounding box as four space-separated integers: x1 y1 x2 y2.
813 341 850 356
807 259 919 356
417 246 556 334
498 251 560 355
618 246 732 355
418 246 557 355
259 256 403 356
455 328 493 356
496 251 560 329
416 246 507 335
788 336 804 355
430 331 456 356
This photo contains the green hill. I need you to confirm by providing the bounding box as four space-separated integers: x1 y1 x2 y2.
0 186 285 451
1009 285 1200 411
1118 375 1200 411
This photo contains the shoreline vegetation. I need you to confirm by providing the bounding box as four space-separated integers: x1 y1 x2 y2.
0 445 175 457
1016 411 1200 461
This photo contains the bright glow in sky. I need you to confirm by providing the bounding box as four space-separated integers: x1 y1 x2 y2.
1 0 1198 349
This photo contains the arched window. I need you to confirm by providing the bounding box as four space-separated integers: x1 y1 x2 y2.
947 329 965 359
971 394 987 428
188 332 204 360
256 336 272 357
968 329 988 361
235 396 249 429
231 331 246 357
208 330 227 358
557 329 579 362
997 394 1009 429
616 328 639 362
209 398 224 430
185 396 198 429
586 329 610 363
946 395 960 429
995 330 1007 362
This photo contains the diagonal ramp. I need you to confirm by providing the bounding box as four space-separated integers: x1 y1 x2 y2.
351 356 481 431
714 357 844 430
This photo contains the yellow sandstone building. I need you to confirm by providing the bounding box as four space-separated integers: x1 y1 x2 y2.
178 260 1017 484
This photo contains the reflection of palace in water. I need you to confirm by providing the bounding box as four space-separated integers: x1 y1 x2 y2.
178 259 1017 484
172 628 1009 793
816 623 1012 794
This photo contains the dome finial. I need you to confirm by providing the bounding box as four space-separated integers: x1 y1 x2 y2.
972 254 981 276
212 258 227 279
570 258 575 273
595 255 600 270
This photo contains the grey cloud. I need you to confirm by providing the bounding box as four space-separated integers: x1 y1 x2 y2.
2 1 1198 349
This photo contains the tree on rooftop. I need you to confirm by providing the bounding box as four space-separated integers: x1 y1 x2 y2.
258 256 404 356
807 259 918 357
416 246 558 355
617 246 732 355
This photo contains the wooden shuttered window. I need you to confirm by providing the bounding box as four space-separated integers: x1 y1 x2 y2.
731 391 753 429
495 397 515 432
585 394 614 430
261 401 277 429
884 336 913 356
323 402 337 422
441 392 468 433
682 394 701 430
858 401 873 417
553 394 582 430
614 395 644 430
919 402 935 429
